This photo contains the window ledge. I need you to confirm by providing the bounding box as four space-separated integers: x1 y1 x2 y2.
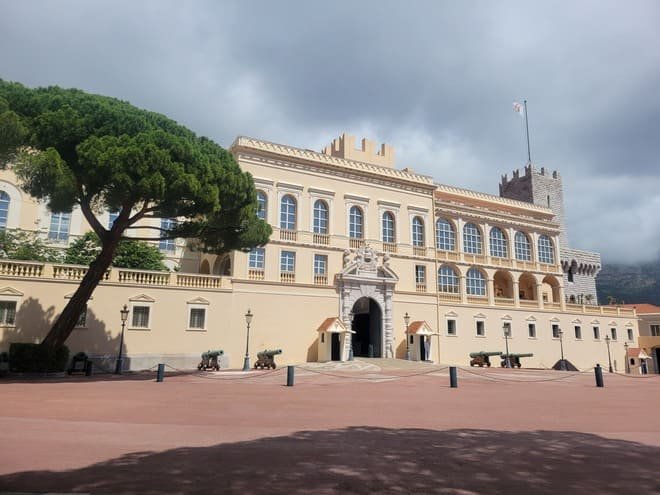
528 337 537 340
446 334 458 338
476 335 486 338
128 327 151 331
186 328 207 332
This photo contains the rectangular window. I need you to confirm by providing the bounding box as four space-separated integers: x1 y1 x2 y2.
447 319 456 336
75 305 87 328
280 251 296 273
189 308 206 329
476 320 485 336
552 324 560 339
651 325 660 337
503 322 511 338
132 306 150 328
48 212 71 242
627 328 633 341
415 265 426 285
610 328 617 340
313 254 327 275
574 325 582 340
593 326 600 339
159 218 177 252
248 248 265 269
0 301 17 325
108 210 120 229
528 323 536 338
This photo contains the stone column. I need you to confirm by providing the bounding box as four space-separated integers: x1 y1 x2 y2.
384 288 394 358
487 278 495 306
536 283 545 310
459 275 467 304
513 280 520 308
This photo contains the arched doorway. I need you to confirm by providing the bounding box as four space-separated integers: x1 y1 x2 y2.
351 297 383 358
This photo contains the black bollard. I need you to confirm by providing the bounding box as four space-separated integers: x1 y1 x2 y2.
84 360 93 377
595 364 604 387
286 365 295 386
449 366 458 388
156 363 165 382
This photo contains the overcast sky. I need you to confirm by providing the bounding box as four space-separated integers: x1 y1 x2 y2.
1 0 659 263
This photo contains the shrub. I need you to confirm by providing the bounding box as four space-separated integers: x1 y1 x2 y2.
9 343 70 372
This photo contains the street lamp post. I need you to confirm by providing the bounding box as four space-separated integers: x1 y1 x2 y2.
558 328 566 371
503 324 511 368
624 342 630 374
114 304 130 375
404 312 411 361
348 310 354 361
605 335 613 373
242 309 253 371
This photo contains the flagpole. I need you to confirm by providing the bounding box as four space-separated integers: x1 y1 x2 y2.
524 99 531 164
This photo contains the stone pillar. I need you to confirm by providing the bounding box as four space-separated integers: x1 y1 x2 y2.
384 289 394 358
487 278 495 306
536 283 544 310
460 275 467 304
513 280 520 308
559 285 566 311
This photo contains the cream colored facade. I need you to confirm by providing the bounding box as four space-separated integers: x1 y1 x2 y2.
0 134 638 371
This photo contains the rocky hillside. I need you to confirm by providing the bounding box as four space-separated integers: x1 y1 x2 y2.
597 258 660 305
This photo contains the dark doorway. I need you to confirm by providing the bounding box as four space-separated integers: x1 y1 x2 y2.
331 333 341 361
655 348 660 374
419 335 426 360
351 297 383 358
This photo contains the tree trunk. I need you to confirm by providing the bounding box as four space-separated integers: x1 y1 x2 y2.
40 236 121 351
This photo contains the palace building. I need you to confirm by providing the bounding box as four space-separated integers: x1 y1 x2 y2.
0 134 639 371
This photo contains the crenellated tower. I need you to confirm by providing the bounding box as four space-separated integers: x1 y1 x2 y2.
500 164 601 304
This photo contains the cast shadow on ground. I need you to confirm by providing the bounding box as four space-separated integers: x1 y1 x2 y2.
1 427 659 494
0 297 145 381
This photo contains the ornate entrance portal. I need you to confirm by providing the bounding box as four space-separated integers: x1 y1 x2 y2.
338 246 398 359
351 297 382 357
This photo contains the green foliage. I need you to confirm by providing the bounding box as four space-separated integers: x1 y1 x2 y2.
0 229 62 262
9 343 70 372
64 231 168 271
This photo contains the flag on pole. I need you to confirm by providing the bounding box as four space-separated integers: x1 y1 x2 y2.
513 101 525 116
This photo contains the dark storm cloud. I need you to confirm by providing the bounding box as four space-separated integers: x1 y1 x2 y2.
1 0 658 262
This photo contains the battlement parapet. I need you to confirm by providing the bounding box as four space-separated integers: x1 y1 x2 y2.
322 133 395 168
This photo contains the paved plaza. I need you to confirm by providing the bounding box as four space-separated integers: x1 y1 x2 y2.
1 362 659 494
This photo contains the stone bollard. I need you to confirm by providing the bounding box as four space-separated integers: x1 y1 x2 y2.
449 366 458 388
84 360 93 377
156 363 165 383
595 364 604 388
286 365 295 387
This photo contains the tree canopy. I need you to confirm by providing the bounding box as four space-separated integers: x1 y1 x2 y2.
0 79 271 349
64 232 168 271
0 230 62 263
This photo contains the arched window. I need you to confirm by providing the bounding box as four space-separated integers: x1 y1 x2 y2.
0 191 10 230
436 218 455 251
538 235 555 264
514 231 532 261
411 216 424 246
489 227 508 258
382 212 395 243
349 206 363 239
438 265 459 293
256 191 267 221
463 223 482 254
466 267 486 296
280 195 297 230
313 200 329 234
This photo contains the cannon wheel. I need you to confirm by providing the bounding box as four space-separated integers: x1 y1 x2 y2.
486 362 491 367
271 362 276 369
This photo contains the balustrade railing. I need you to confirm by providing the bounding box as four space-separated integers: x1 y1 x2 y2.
0 260 43 278
415 283 427 293
314 274 328 286
118 269 170 286
313 233 329 245
280 272 295 284
248 269 265 281
383 242 397 254
349 238 365 249
494 297 514 306
413 246 427 257
280 230 298 242
176 273 223 289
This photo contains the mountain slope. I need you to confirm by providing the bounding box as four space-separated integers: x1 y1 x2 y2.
597 258 660 305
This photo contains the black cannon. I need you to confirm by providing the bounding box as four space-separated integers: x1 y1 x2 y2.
469 351 502 367
255 349 282 370
500 353 534 368
197 350 224 371
68 352 89 375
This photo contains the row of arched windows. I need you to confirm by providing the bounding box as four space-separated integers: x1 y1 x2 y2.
258 192 555 263
259 191 427 243
436 219 555 264
438 265 486 295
